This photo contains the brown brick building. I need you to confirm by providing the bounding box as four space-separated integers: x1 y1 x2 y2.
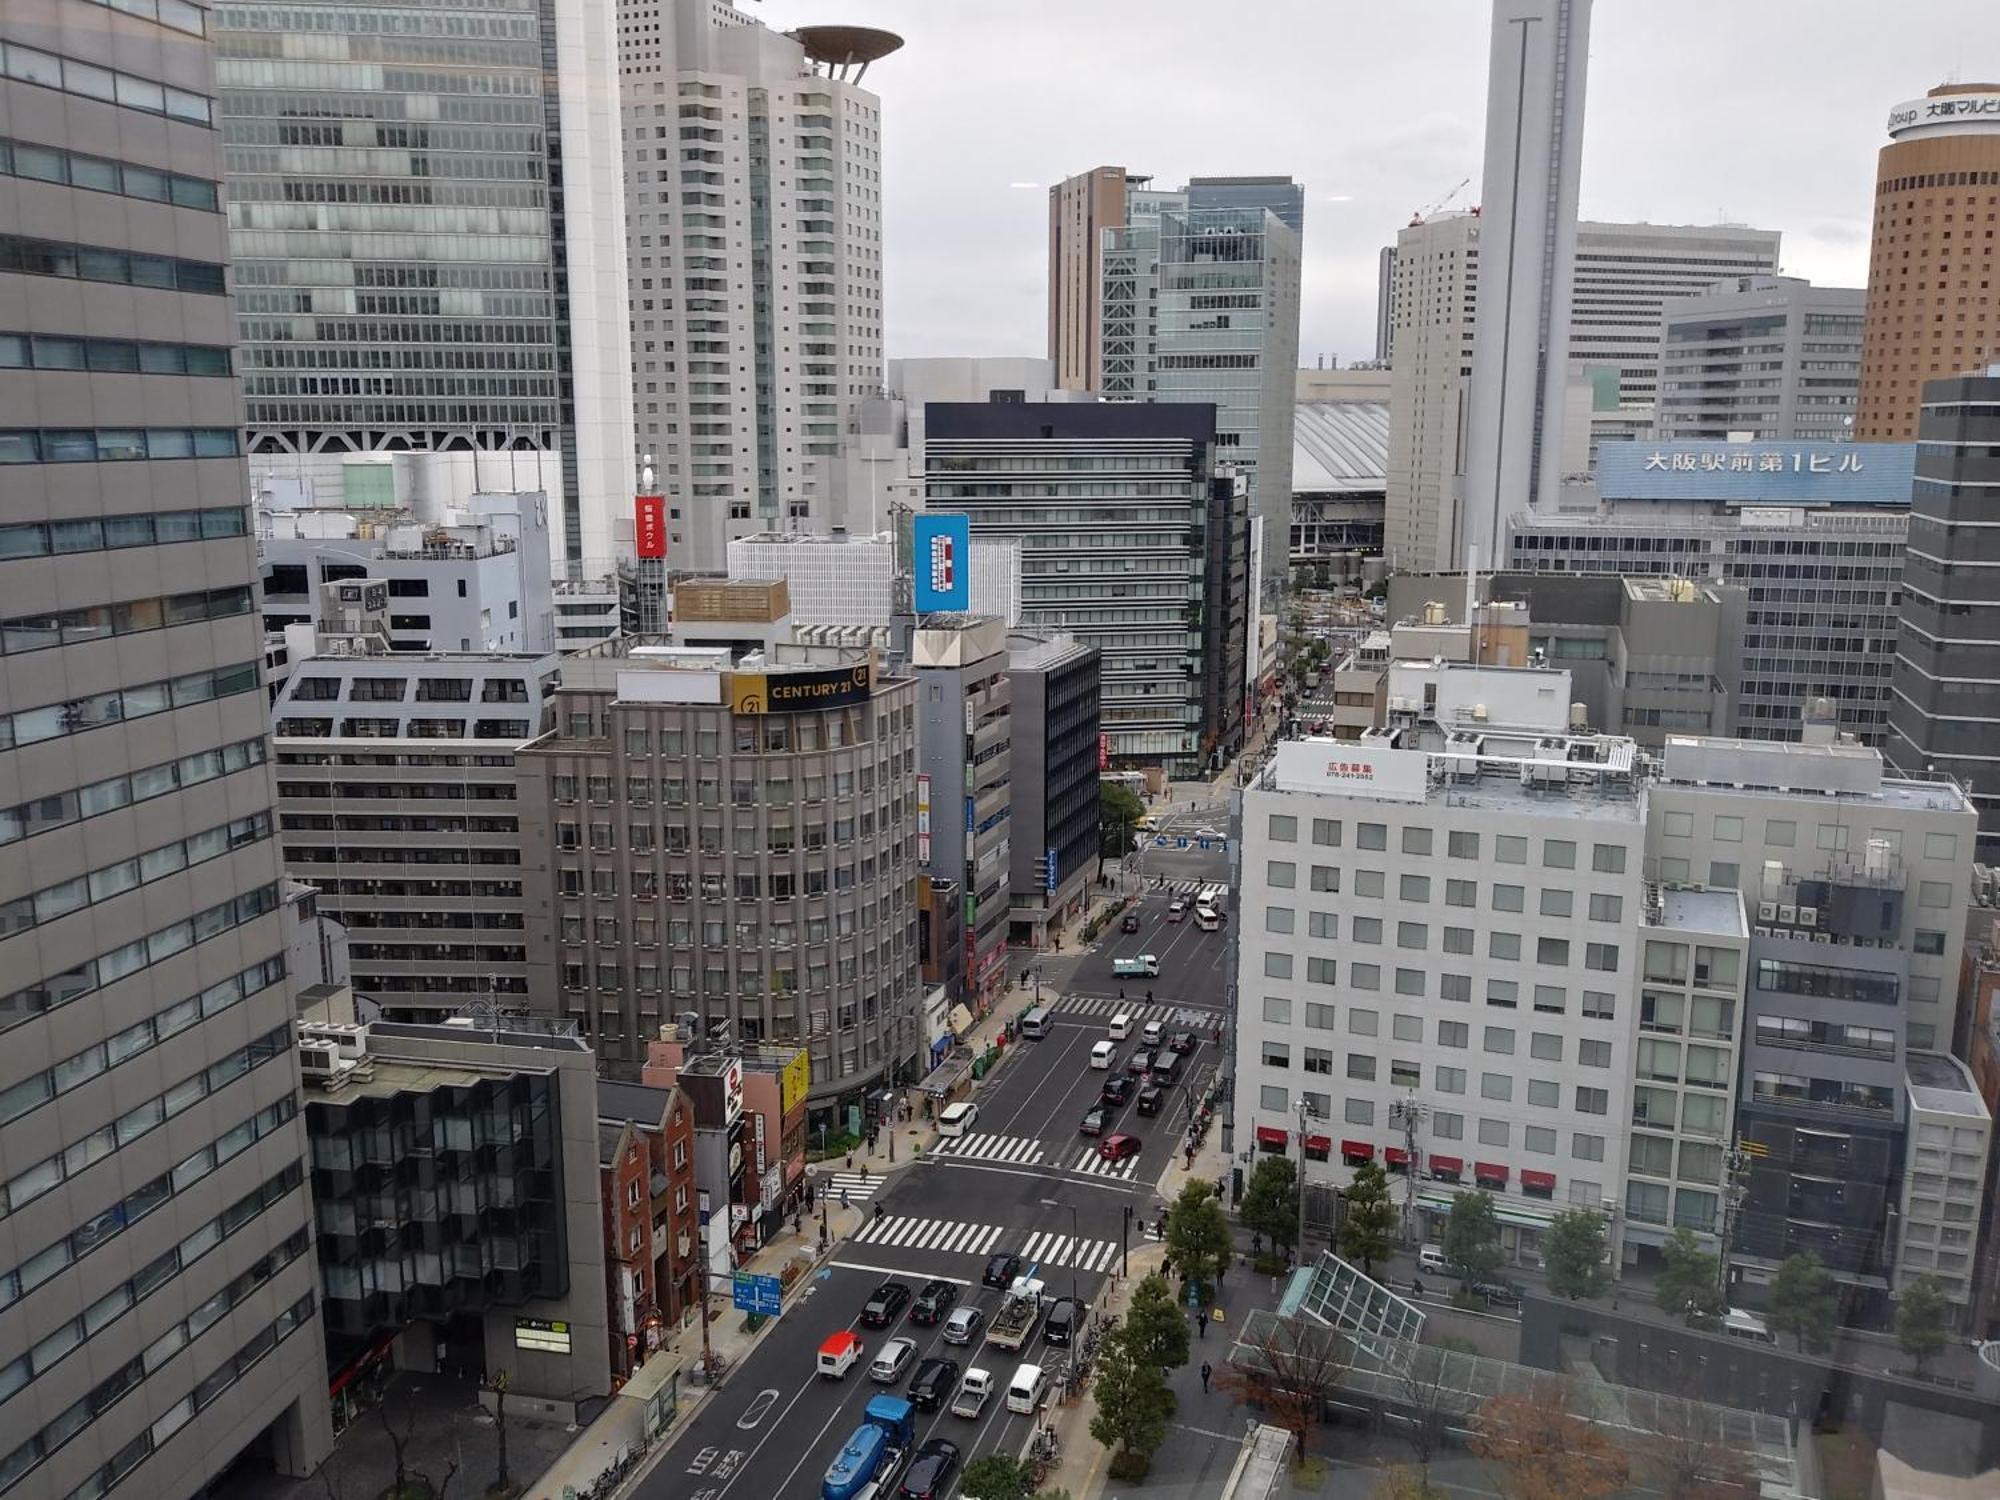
597 1081 699 1380
1855 83 2000 439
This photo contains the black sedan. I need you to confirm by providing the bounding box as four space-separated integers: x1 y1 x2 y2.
1168 1030 1198 1055
897 1438 961 1500
982 1251 1022 1289
859 1280 910 1327
1101 1074 1134 1106
908 1355 960 1411
909 1278 958 1326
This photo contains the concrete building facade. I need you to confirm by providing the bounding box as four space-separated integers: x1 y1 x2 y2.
514 639 923 1125
1005 632 1102 949
0 1 336 1490
1887 369 2000 859
1856 84 2000 441
214 0 635 566
1047 165 1137 392
618 0 898 571
1657 276 1866 444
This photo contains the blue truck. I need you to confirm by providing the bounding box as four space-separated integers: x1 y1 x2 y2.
821 1394 915 1500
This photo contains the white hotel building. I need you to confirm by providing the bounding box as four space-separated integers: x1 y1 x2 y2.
1234 664 1655 1266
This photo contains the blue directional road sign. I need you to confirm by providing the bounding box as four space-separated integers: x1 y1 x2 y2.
732 1271 783 1317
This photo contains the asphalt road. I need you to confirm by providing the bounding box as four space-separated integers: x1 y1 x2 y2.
655 981 1196 1500
1067 888 1235 1011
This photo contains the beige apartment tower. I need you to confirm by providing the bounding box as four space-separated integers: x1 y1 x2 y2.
1047 165 1133 391
1855 82 2000 440
0 0 333 1493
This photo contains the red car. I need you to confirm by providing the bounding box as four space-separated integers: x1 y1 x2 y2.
1098 1133 1141 1163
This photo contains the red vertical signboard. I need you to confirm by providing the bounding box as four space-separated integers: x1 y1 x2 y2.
634 495 666 559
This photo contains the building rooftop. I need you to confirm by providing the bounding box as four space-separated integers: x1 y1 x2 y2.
1007 631 1093 672
1906 1054 1989 1120
1660 736 1973 814
598 1079 671 1125
1655 886 1746 937
1260 731 1643 823
1292 401 1389 494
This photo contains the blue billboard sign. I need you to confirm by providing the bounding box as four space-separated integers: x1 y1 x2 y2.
1595 440 1914 507
912 512 972 612
731 1271 782 1317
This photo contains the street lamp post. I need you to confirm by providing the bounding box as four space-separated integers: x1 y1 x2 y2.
1039 1197 1081 1328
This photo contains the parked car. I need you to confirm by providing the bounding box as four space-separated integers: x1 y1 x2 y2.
1473 1279 1525 1310
941 1305 986 1345
1168 1030 1198 1055
910 1278 958 1326
1120 911 1141 933
982 1251 1022 1289
1078 1105 1108 1136
1100 1074 1134 1106
860 1280 910 1327
897 1438 961 1500
870 1336 917 1384
908 1356 960 1411
1166 898 1189 923
1098 1133 1141 1163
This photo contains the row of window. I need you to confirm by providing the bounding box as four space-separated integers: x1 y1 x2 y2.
0 882 280 1033
1265 865 1626 922
553 770 897 805
0 329 230 376
1258 1086 1613 1160
0 427 240 464
0 1167 298 1412
0 138 217 211
0 40 214 125
1266 815 1629 872
0 659 260 753
0 812 270 941
0 585 252 659
0 505 248 564
0 735 266 849
1263 1022 1614 1069
289 675 529 703
1657 807 1961 863
1260 992 1618 1036
274 717 530 741
1261 937 1621 987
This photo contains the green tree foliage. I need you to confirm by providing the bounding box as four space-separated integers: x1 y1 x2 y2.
1164 1179 1233 1301
1119 1274 1190 1373
959 1454 1029 1500
1896 1274 1950 1377
1653 1227 1723 1325
1239 1155 1301 1256
1337 1160 1397 1276
1542 1209 1608 1302
1089 1333 1175 1464
1100 782 1145 858
1766 1252 1837 1353
1441 1190 1502 1285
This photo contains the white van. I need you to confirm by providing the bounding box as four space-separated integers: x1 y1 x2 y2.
1141 1020 1164 1049
1018 1006 1053 1040
1721 1309 1775 1345
1090 1040 1117 1070
937 1101 978 1138
1108 1012 1133 1041
1006 1361 1050 1414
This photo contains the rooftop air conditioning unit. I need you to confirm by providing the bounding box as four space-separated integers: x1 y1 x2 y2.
1753 925 1772 937
1778 905 1797 925
1758 902 1778 922
1798 906 1818 928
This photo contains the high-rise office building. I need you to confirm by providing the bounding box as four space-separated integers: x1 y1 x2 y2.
1462 0 1592 559
1048 165 1139 392
1887 367 2000 859
1387 215 1782 572
1185 174 1304 233
0 0 333 1489
1657 276 1865 444
1374 245 1398 364
618 0 900 572
1855 84 2000 441
214 0 635 566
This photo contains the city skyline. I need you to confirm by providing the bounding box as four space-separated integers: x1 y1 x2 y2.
748 0 1992 366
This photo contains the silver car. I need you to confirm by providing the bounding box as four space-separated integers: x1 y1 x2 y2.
941 1305 985 1346
870 1335 917 1384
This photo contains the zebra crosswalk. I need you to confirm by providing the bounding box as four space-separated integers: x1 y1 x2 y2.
1055 995 1214 1030
850 1215 1123 1275
1064 1146 1141 1181
931 1132 1046 1167
818 1170 884 1204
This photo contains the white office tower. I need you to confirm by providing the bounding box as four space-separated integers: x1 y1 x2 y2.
619 1 901 571
1463 0 1592 562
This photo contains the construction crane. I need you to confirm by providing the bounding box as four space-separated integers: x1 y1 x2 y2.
1409 176 1472 226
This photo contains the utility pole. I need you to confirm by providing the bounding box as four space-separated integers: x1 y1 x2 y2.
1388 1093 1428 1246
1716 1141 1755 1301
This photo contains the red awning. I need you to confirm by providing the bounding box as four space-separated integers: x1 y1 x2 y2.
1428 1155 1462 1175
1255 1125 1288 1146
1384 1146 1410 1165
1305 1134 1332 1153
1521 1169 1557 1191
1340 1139 1375 1159
1474 1161 1509 1182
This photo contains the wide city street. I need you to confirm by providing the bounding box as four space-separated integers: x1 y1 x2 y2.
651 885 1235 1500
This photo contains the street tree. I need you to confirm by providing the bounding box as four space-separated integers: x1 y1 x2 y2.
1374 1468 1446 1500
1390 1342 1461 1495
1100 782 1144 859
1337 1160 1397 1276
488 1369 513 1497
1471 1374 1629 1500
1653 1227 1723 1325
1637 1388 1761 1500
1896 1274 1950 1378
959 1454 1029 1500
1441 1190 1502 1286
1239 1155 1300 1258
1164 1180 1233 1302
1089 1332 1175 1480
1120 1274 1190 1373
1215 1313 1350 1460
1542 1209 1608 1302
1766 1252 1837 1354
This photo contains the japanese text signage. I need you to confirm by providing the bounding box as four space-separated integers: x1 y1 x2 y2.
1595 440 1914 508
634 495 666 559
1641 449 1863 475
912 513 972 612
1887 92 2000 138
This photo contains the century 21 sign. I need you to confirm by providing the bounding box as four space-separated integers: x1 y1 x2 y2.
728 663 872 714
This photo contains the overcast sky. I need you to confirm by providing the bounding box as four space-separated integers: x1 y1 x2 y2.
749 0 1998 367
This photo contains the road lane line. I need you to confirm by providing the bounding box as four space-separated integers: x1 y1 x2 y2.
827 1258 972 1284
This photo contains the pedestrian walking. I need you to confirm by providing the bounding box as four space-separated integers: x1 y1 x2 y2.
840 1188 849 1211
1198 1314 1207 1340
1200 1362 1213 1393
